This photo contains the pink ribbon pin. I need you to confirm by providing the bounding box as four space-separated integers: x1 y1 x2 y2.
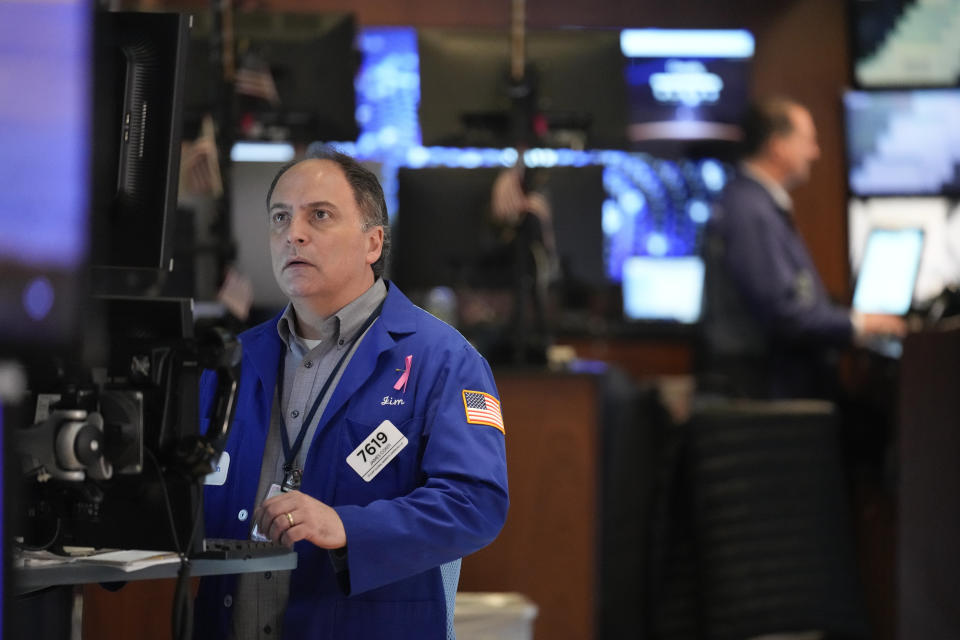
393 355 413 393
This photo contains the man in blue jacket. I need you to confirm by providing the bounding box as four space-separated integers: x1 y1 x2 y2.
700 97 905 398
194 147 509 639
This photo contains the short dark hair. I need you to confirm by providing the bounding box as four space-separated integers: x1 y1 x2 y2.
266 146 391 279
740 96 802 159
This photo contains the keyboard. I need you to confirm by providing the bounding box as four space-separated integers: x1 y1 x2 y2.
861 335 903 359
194 538 289 560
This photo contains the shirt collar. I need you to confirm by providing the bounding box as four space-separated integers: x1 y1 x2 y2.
276 278 388 350
741 161 793 213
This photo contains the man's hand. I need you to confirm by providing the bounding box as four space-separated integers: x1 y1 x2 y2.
858 312 909 338
490 167 527 226
253 490 346 550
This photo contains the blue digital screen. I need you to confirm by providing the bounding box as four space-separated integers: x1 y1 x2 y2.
619 29 753 142
0 0 91 347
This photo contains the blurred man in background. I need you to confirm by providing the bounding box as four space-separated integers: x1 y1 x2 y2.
700 96 906 399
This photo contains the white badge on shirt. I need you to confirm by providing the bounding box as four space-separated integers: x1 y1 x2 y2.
346 419 408 482
204 451 230 486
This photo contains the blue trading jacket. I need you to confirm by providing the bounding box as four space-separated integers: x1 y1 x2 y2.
194 282 509 640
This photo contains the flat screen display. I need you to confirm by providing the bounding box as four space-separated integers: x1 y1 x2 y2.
622 255 704 323
844 89 960 197
849 197 960 304
852 227 924 315
620 29 753 143
418 28 628 149
851 0 960 87
392 165 606 291
0 0 91 351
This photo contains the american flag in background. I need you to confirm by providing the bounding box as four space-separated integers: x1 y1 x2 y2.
462 390 505 434
235 52 280 105
179 115 222 198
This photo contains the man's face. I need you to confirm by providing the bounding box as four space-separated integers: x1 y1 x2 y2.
773 105 821 189
268 159 382 311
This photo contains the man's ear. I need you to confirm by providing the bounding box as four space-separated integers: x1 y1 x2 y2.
365 225 384 266
766 134 787 164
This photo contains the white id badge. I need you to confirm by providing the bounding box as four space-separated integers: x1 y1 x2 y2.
250 482 284 541
346 420 408 482
204 451 230 486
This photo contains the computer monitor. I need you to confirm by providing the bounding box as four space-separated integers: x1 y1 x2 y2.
0 0 92 355
392 165 606 293
417 28 628 149
844 89 960 197
851 0 960 87
852 227 924 315
619 29 754 145
183 11 359 143
622 255 705 323
90 12 189 275
848 197 960 305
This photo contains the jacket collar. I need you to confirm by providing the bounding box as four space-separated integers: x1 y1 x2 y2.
317 281 417 426
240 280 418 409
740 162 793 214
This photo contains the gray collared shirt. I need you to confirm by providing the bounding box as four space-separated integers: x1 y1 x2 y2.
273 277 388 481
231 278 388 640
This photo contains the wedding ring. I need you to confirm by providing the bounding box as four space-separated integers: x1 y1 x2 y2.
285 512 295 527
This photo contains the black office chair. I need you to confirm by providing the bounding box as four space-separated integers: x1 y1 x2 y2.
650 399 871 640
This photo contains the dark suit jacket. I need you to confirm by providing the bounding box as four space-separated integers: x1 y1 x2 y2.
699 172 853 398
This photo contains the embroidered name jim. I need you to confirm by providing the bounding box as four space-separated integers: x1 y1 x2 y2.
381 396 405 406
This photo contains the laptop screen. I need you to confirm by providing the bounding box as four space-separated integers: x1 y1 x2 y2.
622 255 705 323
852 227 924 315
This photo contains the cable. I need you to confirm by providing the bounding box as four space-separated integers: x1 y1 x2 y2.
145 448 204 640
171 558 193 640
172 486 205 640
146 449 182 554
15 517 61 552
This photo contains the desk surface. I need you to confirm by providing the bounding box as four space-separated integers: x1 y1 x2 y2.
15 551 297 595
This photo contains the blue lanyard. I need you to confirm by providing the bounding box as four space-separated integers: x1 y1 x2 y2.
276 301 383 489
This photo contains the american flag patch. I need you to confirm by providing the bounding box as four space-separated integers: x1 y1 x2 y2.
462 390 505 433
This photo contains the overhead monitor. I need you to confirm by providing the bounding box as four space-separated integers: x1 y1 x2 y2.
417 28 629 149
392 165 606 292
621 255 705 323
183 11 359 143
619 29 754 144
844 89 960 197
852 227 924 315
851 0 960 87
